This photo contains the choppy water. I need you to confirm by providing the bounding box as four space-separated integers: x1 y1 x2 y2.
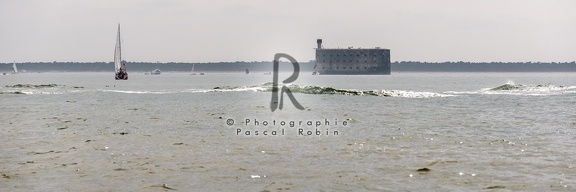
1 72 575 191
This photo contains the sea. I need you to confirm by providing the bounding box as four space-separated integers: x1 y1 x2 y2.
1 72 575 191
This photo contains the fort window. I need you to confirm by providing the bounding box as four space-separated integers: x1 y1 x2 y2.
349 67 352 69
356 67 360 69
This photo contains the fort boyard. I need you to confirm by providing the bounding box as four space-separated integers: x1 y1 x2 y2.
313 39 391 75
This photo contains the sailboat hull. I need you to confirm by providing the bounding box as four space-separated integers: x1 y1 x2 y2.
115 72 128 80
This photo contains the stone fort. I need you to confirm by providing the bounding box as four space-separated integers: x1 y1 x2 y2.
314 39 391 75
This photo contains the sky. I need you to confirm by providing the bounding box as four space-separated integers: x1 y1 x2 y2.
0 0 575 63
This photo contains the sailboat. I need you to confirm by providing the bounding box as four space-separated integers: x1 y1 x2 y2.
12 61 18 74
114 24 128 80
191 63 196 75
312 64 319 75
150 68 161 75
245 68 249 74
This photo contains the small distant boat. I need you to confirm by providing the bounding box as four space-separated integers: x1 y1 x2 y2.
191 63 196 75
114 24 128 80
312 71 320 75
263 72 271 75
12 61 18 74
150 68 161 75
199 72 205 75
246 68 249 74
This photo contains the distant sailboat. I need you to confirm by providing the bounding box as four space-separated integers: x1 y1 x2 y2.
150 68 161 75
114 24 128 80
12 61 18 74
312 64 319 75
191 63 196 75
245 68 249 74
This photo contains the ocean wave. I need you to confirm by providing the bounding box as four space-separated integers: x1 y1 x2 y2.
4 84 62 88
16 81 572 98
1 84 84 95
489 81 572 91
99 89 174 94
485 81 576 95
91 83 452 98
447 81 576 96
210 86 265 92
210 83 453 98
280 85 453 98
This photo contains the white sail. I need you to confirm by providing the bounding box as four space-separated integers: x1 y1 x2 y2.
12 61 18 74
113 24 128 80
114 24 122 72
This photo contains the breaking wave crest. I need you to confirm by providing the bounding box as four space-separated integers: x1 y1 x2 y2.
212 83 453 98
9 81 571 97
99 90 174 94
1 84 84 95
0 82 452 98
484 81 576 95
448 81 576 96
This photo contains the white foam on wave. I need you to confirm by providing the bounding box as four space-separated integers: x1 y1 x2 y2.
1 84 91 95
20 90 66 95
0 88 69 95
210 86 265 92
447 82 576 96
257 83 454 98
181 86 265 93
97 86 266 94
99 89 174 94
174 83 454 98
375 90 455 98
485 84 576 96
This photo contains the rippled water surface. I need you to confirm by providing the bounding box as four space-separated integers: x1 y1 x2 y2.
1 72 575 191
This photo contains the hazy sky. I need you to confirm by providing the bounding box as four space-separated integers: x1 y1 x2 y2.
1 0 575 63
